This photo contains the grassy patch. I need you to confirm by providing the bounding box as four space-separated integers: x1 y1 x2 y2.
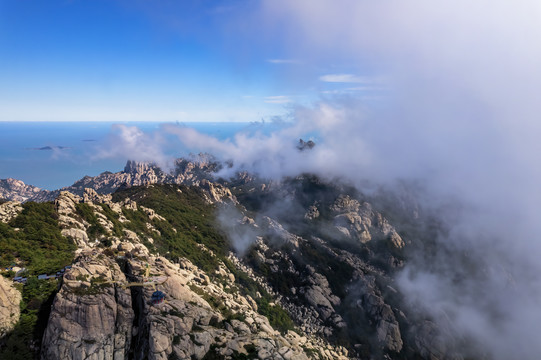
257 297 295 334
298 241 354 299
98 204 124 237
75 203 106 240
0 202 75 275
112 185 228 272
223 259 295 334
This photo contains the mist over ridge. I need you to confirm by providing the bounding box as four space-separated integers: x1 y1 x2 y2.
89 2 541 358
1 0 540 358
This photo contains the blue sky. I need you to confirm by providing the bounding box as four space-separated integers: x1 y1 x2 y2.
0 1 286 122
0 0 368 122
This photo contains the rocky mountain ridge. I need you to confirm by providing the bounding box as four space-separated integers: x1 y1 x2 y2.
0 178 43 202
0 155 223 203
0 158 471 359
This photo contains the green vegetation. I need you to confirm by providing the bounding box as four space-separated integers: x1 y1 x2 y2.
256 297 296 334
112 185 228 272
192 286 246 324
244 246 299 298
302 346 320 358
223 259 295 334
98 204 124 237
74 203 106 240
0 183 302 356
298 241 354 299
0 277 59 359
0 202 75 275
119 207 157 251
67 276 112 296
113 184 295 333
167 308 185 319
0 202 74 358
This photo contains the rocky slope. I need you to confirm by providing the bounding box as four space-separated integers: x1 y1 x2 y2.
36 186 348 360
0 178 43 202
0 158 471 360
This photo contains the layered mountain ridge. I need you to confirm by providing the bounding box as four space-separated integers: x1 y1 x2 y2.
0 155 221 203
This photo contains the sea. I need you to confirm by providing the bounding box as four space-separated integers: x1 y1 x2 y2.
0 121 285 191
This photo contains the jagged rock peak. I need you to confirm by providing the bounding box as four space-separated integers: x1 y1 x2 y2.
185 152 217 165
0 178 43 202
82 187 111 204
124 160 159 174
297 138 315 151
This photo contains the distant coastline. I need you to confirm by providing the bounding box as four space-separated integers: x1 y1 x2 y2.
0 121 263 190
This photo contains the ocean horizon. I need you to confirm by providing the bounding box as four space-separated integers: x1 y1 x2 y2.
0 121 280 190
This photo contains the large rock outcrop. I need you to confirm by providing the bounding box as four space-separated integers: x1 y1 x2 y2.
55 192 91 249
40 253 134 360
0 201 23 223
331 195 405 249
0 276 22 338
40 242 339 360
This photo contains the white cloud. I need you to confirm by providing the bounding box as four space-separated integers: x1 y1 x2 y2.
319 74 375 83
259 1 541 358
93 124 172 170
267 59 302 64
321 86 387 95
264 95 292 104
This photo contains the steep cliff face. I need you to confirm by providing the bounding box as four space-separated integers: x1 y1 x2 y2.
39 202 344 359
40 254 133 360
0 276 21 338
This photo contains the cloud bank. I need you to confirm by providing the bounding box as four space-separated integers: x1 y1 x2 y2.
257 1 541 359
97 2 541 357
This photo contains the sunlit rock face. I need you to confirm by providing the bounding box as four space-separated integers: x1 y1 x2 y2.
0 155 232 204
0 276 21 339
0 178 42 202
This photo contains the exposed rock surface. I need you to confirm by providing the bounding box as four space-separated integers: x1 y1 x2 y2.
3 155 232 204
0 160 466 360
0 201 23 223
55 192 91 249
0 178 43 202
332 195 405 249
0 276 21 338
41 254 134 360
40 242 339 360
